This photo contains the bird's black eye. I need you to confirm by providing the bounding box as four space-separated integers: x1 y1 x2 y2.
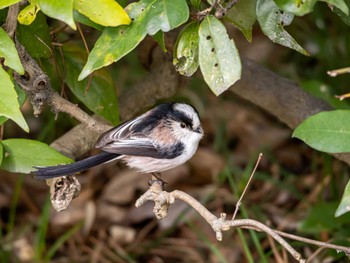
180 122 186 128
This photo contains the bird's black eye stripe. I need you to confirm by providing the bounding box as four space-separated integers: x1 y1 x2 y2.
172 110 193 128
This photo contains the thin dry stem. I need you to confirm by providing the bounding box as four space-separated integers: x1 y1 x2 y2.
231 153 262 220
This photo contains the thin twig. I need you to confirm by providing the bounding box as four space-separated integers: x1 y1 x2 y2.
231 153 262 221
327 67 350 77
192 0 220 20
215 0 239 18
274 230 350 256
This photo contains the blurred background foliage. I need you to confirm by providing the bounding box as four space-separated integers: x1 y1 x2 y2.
1 0 350 262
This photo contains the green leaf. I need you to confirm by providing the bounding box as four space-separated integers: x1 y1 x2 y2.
257 0 309 55
63 45 119 125
0 81 26 126
0 28 24 74
16 12 52 58
0 67 29 132
335 179 350 217
198 16 242 96
17 2 40 25
37 0 76 30
152 31 167 52
274 0 317 16
225 0 256 42
173 21 199 76
0 143 3 166
321 0 349 15
73 0 130 26
0 0 21 9
299 202 350 233
79 0 189 80
332 0 350 25
73 10 104 31
0 139 73 173
292 110 350 153
275 0 348 15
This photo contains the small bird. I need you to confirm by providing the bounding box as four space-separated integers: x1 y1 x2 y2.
33 102 203 179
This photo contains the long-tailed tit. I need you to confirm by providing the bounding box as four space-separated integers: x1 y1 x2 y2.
33 102 203 179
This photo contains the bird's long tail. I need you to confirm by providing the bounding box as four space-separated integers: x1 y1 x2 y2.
32 152 120 180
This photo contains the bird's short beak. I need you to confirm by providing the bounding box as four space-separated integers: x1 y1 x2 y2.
195 127 203 134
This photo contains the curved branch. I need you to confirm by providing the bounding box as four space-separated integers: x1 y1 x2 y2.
136 180 350 262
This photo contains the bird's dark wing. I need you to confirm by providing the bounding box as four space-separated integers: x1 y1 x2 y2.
95 114 164 158
95 112 184 159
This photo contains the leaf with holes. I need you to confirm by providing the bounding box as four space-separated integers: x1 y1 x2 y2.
293 110 350 153
173 21 200 76
0 27 24 74
199 16 241 96
63 44 119 125
37 0 76 29
79 0 189 80
225 0 256 42
0 139 73 173
17 12 52 58
73 0 130 27
0 67 29 132
17 2 40 25
257 0 309 55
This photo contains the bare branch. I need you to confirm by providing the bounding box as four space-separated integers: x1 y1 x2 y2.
136 181 307 262
3 3 19 39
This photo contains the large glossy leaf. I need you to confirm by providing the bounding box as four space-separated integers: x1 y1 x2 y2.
37 0 76 30
257 0 309 55
225 0 256 42
0 139 73 173
63 45 119 125
0 67 29 132
17 12 52 58
0 0 21 9
17 2 40 25
73 0 130 26
293 110 350 153
173 21 200 76
335 179 350 217
79 0 189 80
0 28 24 74
198 16 241 96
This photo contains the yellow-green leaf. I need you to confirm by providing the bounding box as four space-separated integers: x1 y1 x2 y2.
17 2 40 25
73 0 130 27
0 27 24 74
79 0 189 80
0 0 21 9
0 67 29 132
37 0 76 30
